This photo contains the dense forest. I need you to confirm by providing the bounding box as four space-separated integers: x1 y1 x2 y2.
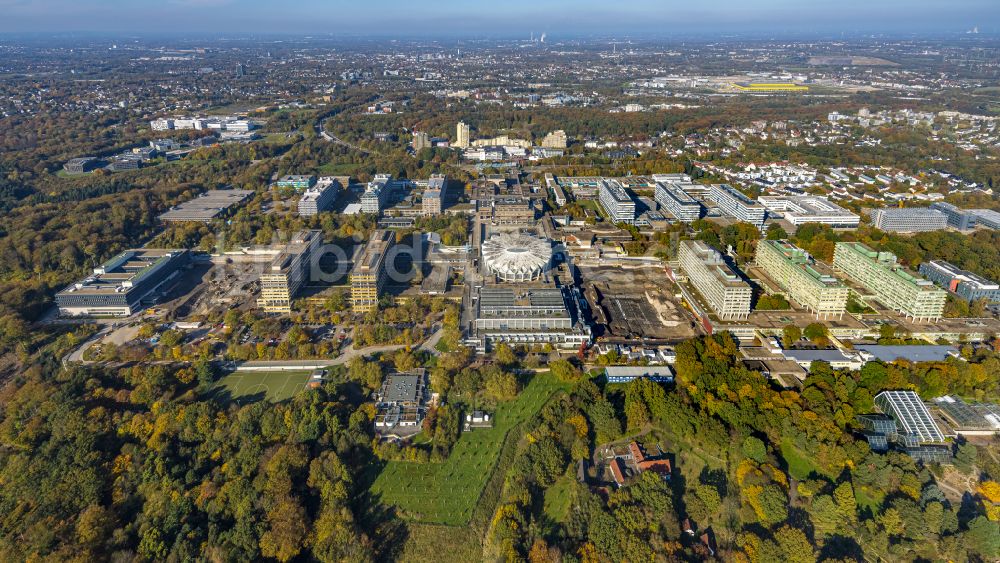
2 333 999 561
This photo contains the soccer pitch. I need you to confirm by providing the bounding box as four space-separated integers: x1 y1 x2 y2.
210 370 314 403
369 373 570 525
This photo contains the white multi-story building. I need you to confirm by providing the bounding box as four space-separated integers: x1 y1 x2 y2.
757 196 859 228
151 118 174 131
708 184 766 227
298 178 341 217
678 240 752 320
361 174 394 214
599 180 636 225
654 181 702 223
870 208 948 233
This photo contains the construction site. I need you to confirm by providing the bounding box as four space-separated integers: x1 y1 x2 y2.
581 266 699 344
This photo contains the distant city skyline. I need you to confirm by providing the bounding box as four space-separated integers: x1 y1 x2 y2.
0 0 996 36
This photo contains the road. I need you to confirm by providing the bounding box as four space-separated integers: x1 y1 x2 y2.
63 326 112 365
316 116 370 154
419 326 445 353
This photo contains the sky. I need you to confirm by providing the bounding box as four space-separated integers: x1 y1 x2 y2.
0 0 996 36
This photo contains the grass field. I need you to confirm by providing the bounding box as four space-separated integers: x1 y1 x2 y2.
780 437 820 480
316 162 363 176
397 523 484 562
542 472 577 524
369 374 571 525
211 370 313 403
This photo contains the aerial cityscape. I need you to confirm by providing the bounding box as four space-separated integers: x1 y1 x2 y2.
1 1 1000 562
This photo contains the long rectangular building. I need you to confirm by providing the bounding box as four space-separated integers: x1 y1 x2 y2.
275 175 316 190
159 189 254 222
472 285 591 352
257 230 323 313
918 260 1000 304
654 181 702 222
708 184 766 227
757 195 859 228
350 230 396 313
929 202 977 231
599 180 637 225
970 209 1000 230
678 240 752 320
56 249 191 317
832 242 947 321
870 208 948 233
756 240 849 319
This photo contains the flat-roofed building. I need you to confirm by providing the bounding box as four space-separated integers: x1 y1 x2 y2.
833 242 947 321
604 366 674 384
870 207 947 233
757 195 859 228
555 175 608 198
374 370 428 430
159 189 255 222
422 174 447 215
930 202 977 231
350 230 396 313
551 184 567 206
678 240 752 320
472 285 591 352
257 230 324 313
56 249 191 317
756 240 849 319
654 181 702 222
275 175 317 190
64 157 102 174
599 180 636 224
476 179 536 226
297 177 341 217
919 260 1000 304
969 209 1000 230
652 173 708 196
708 184 765 227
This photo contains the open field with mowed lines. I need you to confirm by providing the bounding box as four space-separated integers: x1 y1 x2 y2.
370 373 571 525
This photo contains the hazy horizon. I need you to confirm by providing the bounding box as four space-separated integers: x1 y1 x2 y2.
0 0 995 37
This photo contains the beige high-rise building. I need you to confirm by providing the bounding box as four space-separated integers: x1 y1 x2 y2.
351 230 397 314
455 122 470 148
258 230 323 314
541 130 568 149
755 240 848 319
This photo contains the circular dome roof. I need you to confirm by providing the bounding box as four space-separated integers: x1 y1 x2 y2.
482 233 552 282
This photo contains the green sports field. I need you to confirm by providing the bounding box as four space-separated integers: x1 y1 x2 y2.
211 370 314 403
369 374 570 525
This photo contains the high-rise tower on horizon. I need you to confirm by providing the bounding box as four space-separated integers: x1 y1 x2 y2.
456 121 470 148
